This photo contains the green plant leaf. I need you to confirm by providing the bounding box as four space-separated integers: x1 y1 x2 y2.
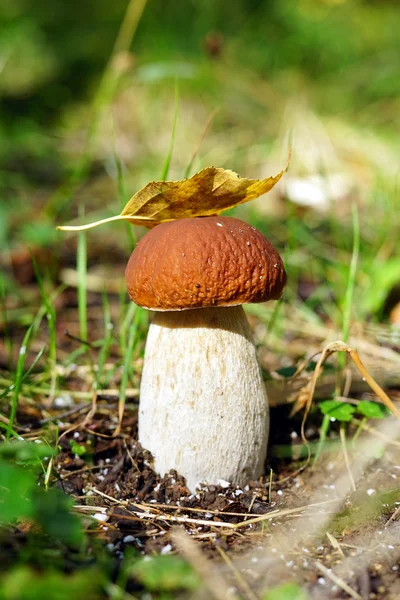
275 366 297 378
263 582 310 600
69 440 87 457
0 566 100 600
32 488 84 547
357 401 389 420
320 400 355 422
0 461 36 523
131 555 200 592
359 257 400 315
0 441 55 465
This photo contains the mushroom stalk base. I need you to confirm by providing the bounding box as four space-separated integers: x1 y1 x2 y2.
139 306 269 492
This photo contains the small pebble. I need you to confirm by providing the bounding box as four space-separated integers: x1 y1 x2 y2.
54 395 73 409
217 479 231 488
123 535 135 543
93 513 108 522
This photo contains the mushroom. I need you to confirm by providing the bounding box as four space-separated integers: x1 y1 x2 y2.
125 215 286 491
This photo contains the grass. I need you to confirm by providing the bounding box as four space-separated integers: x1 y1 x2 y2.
77 227 88 346
339 201 360 371
1 2 400 599
160 82 179 182
6 325 34 440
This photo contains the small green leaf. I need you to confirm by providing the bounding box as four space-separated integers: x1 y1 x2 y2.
32 488 84 547
0 566 100 600
69 440 87 457
131 555 200 592
0 461 35 523
0 458 83 546
357 401 388 420
263 582 310 600
0 441 55 465
275 366 297 378
320 400 355 422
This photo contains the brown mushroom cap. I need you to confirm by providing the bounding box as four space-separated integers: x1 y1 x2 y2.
126 216 286 311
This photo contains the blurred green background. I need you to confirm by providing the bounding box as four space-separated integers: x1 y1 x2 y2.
1 0 399 178
1 0 399 327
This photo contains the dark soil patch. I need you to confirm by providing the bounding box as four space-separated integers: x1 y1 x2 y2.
48 401 400 599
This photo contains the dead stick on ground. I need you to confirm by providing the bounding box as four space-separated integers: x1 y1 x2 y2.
171 528 239 600
89 489 336 530
216 546 259 600
326 531 345 558
340 425 356 492
385 506 400 528
315 560 363 600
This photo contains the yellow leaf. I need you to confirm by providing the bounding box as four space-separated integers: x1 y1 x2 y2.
57 155 289 231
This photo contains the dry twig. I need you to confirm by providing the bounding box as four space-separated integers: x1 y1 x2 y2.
315 560 363 600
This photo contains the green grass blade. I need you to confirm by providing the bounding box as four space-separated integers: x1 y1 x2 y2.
119 301 137 356
339 201 360 371
0 345 46 402
160 82 179 181
77 227 87 344
6 325 34 440
312 413 330 467
0 422 22 440
44 0 148 220
184 107 218 179
30 252 57 369
342 202 360 343
95 290 114 388
0 270 12 366
119 307 141 423
113 138 136 249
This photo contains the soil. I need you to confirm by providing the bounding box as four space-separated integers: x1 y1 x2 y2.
51 403 400 600
2 249 400 599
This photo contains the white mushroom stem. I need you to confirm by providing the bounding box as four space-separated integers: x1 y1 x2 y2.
139 305 269 492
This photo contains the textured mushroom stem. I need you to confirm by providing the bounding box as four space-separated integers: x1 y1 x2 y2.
139 306 269 491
